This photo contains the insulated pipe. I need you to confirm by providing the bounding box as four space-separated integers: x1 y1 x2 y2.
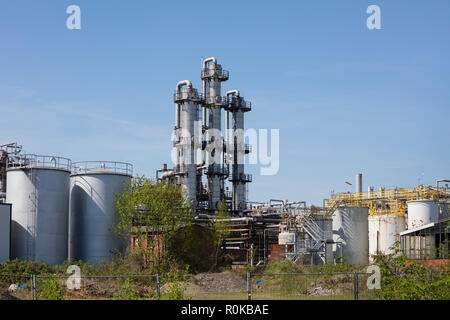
202 57 216 99
176 80 192 91
203 57 217 69
175 104 181 128
225 90 240 103
198 106 207 167
225 90 239 173
225 110 230 164
225 89 239 165
175 80 192 129
200 59 215 167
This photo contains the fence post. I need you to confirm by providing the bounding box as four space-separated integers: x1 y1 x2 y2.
155 274 161 298
31 275 36 300
247 272 251 301
353 272 358 300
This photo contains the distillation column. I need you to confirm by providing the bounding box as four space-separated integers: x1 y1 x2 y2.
201 57 229 211
173 80 200 206
226 91 252 212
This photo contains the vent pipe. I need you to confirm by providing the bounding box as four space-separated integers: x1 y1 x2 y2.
356 173 362 194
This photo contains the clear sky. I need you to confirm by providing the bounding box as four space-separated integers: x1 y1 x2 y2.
1 0 449 206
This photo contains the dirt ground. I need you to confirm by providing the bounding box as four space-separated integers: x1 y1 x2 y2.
184 271 247 296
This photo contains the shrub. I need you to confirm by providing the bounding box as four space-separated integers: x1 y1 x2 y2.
37 276 64 300
373 242 450 300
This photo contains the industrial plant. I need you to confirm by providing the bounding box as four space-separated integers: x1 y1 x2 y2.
0 58 449 269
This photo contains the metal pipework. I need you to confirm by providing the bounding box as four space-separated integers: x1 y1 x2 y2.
198 105 207 167
226 90 240 102
199 60 216 167
202 57 216 100
225 89 241 165
175 80 192 128
436 179 450 191
225 110 230 164
202 57 217 70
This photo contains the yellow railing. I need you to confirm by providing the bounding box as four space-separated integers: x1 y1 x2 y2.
323 186 449 217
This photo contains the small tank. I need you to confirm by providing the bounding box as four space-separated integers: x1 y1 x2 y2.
407 200 439 229
69 161 132 264
369 215 406 260
6 155 71 265
332 207 369 265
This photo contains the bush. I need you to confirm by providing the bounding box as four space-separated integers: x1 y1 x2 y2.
373 243 450 300
37 276 64 300
263 260 305 274
156 270 188 300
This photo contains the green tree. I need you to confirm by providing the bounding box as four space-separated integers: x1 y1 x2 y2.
210 199 231 270
373 242 450 300
114 176 194 273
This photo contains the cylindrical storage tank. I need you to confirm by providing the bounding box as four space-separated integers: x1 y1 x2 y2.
69 161 132 264
332 207 369 265
368 215 406 260
6 155 71 265
406 200 439 230
439 202 449 219
278 232 295 245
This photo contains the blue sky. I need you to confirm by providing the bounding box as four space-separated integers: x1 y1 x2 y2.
0 0 449 206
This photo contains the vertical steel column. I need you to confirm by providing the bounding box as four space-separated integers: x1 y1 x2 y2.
353 272 359 300
247 272 251 300
32 274 36 300
155 274 161 298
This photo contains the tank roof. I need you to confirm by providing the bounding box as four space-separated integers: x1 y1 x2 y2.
71 161 133 176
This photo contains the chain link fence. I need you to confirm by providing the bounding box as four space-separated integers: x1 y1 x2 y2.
1 270 447 300
1 274 160 300
248 272 371 300
0 274 33 300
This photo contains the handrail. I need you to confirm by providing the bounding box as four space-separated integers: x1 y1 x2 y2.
7 154 71 171
72 161 133 176
201 68 229 80
323 185 449 217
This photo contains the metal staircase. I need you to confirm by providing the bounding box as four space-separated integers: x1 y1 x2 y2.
301 215 325 251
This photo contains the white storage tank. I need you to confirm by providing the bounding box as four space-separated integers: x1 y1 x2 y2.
332 207 369 265
406 200 439 230
369 215 406 260
6 155 71 265
69 161 132 264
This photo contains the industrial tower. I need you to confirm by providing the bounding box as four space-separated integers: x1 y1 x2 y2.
158 58 252 215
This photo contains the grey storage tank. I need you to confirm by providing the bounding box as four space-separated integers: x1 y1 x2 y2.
69 161 132 264
6 155 71 265
332 206 369 265
0 203 12 262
